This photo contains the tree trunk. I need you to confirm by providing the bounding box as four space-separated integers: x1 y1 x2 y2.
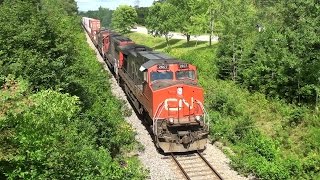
316 88 319 112
165 34 169 47
316 89 319 112
232 42 237 81
209 7 214 46
186 34 190 42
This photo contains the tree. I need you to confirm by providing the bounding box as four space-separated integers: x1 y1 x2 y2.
188 13 207 46
97 7 113 28
166 0 222 45
216 0 257 82
166 0 192 42
79 7 113 28
135 7 149 26
0 0 78 90
240 0 320 105
187 0 219 46
146 2 180 46
206 0 224 46
0 77 128 179
111 5 137 33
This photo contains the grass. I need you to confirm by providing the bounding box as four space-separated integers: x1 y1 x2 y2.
126 32 320 179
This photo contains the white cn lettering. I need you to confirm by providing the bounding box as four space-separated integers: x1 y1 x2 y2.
183 97 194 109
164 97 194 111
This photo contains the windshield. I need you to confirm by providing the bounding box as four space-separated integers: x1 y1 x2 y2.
151 71 173 81
176 70 195 80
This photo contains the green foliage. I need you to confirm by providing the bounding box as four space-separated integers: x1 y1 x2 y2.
165 0 194 41
156 0 220 44
146 2 180 45
0 0 78 90
68 31 137 156
217 0 320 105
0 81 142 179
111 5 137 33
216 0 257 82
0 0 146 179
186 0 218 42
135 7 149 26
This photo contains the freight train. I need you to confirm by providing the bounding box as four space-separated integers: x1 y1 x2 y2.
82 17 209 153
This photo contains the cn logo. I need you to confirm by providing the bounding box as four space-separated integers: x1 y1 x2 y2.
164 97 194 111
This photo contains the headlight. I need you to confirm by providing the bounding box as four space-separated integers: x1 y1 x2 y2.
195 115 201 121
169 117 174 124
177 87 183 95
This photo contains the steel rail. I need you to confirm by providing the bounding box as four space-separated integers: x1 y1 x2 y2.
171 153 191 180
197 151 224 180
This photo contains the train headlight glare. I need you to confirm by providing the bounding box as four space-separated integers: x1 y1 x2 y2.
177 87 183 95
169 117 174 124
195 115 201 121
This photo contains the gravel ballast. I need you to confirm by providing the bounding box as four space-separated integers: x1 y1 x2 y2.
85 32 248 180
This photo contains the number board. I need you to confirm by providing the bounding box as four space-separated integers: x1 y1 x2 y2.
157 64 169 70
179 63 189 69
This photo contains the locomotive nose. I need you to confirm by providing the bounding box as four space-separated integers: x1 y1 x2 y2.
162 85 204 123
153 84 208 153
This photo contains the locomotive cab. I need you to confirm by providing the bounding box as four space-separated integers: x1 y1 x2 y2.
117 46 209 153
139 58 209 153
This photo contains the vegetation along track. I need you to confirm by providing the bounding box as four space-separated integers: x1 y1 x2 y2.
171 151 223 180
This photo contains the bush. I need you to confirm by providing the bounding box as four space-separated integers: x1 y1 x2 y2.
287 107 307 127
0 1 146 179
1 83 122 179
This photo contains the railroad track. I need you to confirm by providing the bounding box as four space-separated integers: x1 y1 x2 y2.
171 151 223 180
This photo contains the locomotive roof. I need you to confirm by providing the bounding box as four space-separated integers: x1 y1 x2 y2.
139 51 173 60
117 43 185 71
139 51 184 71
118 44 152 55
110 33 121 37
112 35 132 42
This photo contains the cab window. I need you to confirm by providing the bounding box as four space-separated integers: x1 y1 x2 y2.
176 70 195 80
151 71 173 81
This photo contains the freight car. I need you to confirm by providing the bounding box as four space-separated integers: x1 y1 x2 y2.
82 17 100 45
82 17 209 153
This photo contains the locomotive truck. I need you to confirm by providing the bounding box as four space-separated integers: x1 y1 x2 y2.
82 17 210 153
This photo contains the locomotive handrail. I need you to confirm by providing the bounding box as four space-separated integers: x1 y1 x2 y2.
195 100 210 131
152 102 165 135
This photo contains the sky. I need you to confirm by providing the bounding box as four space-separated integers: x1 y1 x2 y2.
76 0 154 11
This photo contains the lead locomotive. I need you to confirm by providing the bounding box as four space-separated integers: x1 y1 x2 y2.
82 17 209 153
